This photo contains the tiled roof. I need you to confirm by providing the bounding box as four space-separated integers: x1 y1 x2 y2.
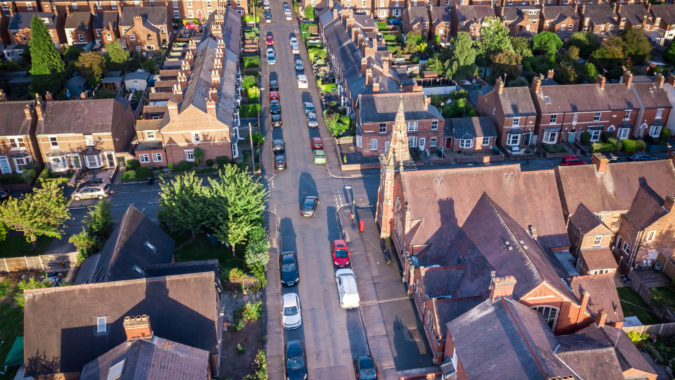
569 274 623 324
0 101 33 136
579 248 618 272
433 297 483 340
532 82 639 113
9 12 56 30
455 5 495 21
632 81 672 109
541 5 578 21
93 10 118 29
569 202 609 235
359 92 440 123
422 266 464 298
65 11 91 30
119 6 168 26
430 6 452 23
651 4 675 25
495 86 537 116
80 336 210 380
404 5 429 24
618 4 650 26
554 334 626 380
447 116 497 139
582 4 618 25
623 182 669 230
353 13 377 29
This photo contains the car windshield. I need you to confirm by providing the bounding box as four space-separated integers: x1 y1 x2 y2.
284 306 298 316
303 199 314 208
315 151 324 158
360 368 377 378
281 263 296 272
287 356 305 370
335 249 348 258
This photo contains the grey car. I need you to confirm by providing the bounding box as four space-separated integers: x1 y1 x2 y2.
306 112 318 128
295 57 304 71
72 183 110 201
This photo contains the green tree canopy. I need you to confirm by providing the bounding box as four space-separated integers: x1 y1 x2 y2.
568 32 601 59
304 4 315 20
76 52 106 86
141 57 158 74
29 15 65 94
591 36 625 79
564 46 580 62
620 28 651 65
665 41 675 65
158 173 210 238
244 225 270 279
479 17 513 58
532 31 563 57
64 45 84 61
448 32 478 79
510 36 533 59
104 40 130 70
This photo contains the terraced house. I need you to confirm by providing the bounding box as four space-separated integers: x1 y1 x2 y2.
0 94 41 174
118 6 171 54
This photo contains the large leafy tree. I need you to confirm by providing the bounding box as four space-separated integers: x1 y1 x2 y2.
532 31 563 57
479 17 512 58
76 52 106 86
510 36 533 59
0 180 70 249
568 32 601 60
158 173 210 238
104 40 130 70
621 28 651 65
29 15 65 94
244 225 270 280
448 32 478 79
664 41 675 65
591 36 625 79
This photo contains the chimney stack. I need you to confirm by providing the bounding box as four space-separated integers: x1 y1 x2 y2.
168 96 179 119
528 225 537 239
547 69 555 79
372 81 380 93
181 59 190 72
172 83 183 102
0 89 6 102
597 310 607 327
45 91 53 100
531 75 542 94
489 273 517 302
35 99 43 119
186 50 194 65
580 291 591 314
24 104 32 119
496 77 505 94
365 68 372 87
178 72 187 90
206 97 217 117
361 57 367 75
664 194 675 212
597 75 606 90
655 73 665 88
622 71 633 88
209 87 218 101
592 153 609 174
424 95 431 109
383 56 390 74
133 15 143 28
211 70 221 89
123 315 153 341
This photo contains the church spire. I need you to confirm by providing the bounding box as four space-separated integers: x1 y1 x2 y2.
385 96 411 165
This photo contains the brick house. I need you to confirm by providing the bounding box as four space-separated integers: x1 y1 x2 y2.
540 4 579 36
64 10 93 45
649 4 675 45
372 0 400 18
500 6 541 36
429 4 451 43
8 11 60 45
356 92 444 156
617 3 653 32
134 119 166 166
567 202 618 275
615 183 675 270
119 6 171 54
53 0 90 17
0 97 41 174
630 74 672 139
580 4 619 36
444 116 497 152
93 10 119 44
35 97 136 173
453 5 495 38
402 3 430 36
476 78 537 149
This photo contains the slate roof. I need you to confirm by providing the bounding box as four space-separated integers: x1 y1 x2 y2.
93 11 118 29
75 205 174 284
541 5 578 21
65 11 91 30
119 6 168 27
569 274 623 324
421 266 464 298
632 81 672 109
455 5 495 21
145 260 220 279
495 86 537 116
569 202 610 235
23 272 221 377
430 6 452 24
359 93 440 123
124 71 151 82
404 5 430 25
447 116 497 139
80 336 210 380
432 297 483 340
618 4 650 26
554 334 626 380
9 12 56 30
555 160 675 215
623 182 669 230
651 4 675 25
579 248 618 272
532 82 639 113
353 13 377 29
0 101 33 136
323 16 368 100
582 4 618 26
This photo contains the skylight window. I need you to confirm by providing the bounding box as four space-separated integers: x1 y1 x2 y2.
97 316 107 334
144 241 157 254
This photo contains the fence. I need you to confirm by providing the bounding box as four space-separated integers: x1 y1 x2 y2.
623 322 675 337
628 269 675 322
0 252 79 273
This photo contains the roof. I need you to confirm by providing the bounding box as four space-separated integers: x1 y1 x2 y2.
359 93 440 123
119 6 168 27
618 4 650 26
23 272 220 376
541 5 578 21
569 202 610 235
145 260 220 278
582 4 618 25
532 82 639 113
623 182 669 230
556 160 675 215
494 86 537 116
65 11 91 30
9 12 56 30
403 165 569 252
447 116 497 139
76 205 174 284
446 298 574 379
135 119 163 131
432 297 483 340
569 274 623 324
93 10 118 29
579 248 618 272
404 6 429 24
455 5 495 21
430 6 452 23
422 266 465 298
353 13 377 29
554 334 626 380
124 71 151 81
651 4 675 25
80 336 210 380
632 81 672 109
0 101 33 137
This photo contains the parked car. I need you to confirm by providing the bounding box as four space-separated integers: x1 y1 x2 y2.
300 195 319 217
313 149 326 165
72 183 110 201
311 137 324 150
332 239 350 267
306 112 318 127
285 340 307 380
629 153 657 161
282 293 302 329
270 99 281 114
335 268 360 309
303 102 315 115
272 114 282 128
560 156 586 166
290 36 300 54
263 0 270 8
295 57 304 71
264 9 272 23
270 79 279 91
266 32 274 46
269 90 279 100
297 74 308 88
273 139 286 170
266 48 276 65
354 355 378 380
279 251 299 286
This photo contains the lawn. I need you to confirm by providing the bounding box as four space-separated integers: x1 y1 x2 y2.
173 234 244 272
651 286 675 310
0 281 23 380
542 144 567 154
617 287 659 325
0 235 52 258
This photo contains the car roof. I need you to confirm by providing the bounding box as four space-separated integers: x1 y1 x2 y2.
286 339 303 353
312 137 322 142
563 156 580 160
283 292 299 305
281 250 296 255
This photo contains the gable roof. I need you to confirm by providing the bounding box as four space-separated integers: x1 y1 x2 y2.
532 82 639 113
0 101 33 136
359 93 440 123
554 334 626 379
579 248 618 272
618 4 650 26
569 274 623 324
631 81 672 109
651 4 675 25
569 202 611 235
421 266 465 298
9 12 56 30
493 86 537 117
447 116 497 139
555 160 675 215
403 5 429 24
430 6 452 23
65 11 91 30
23 272 220 376
455 5 495 21
432 296 483 341
541 5 578 21
80 336 210 380
582 4 618 25
623 182 669 230
119 6 168 26
93 11 118 29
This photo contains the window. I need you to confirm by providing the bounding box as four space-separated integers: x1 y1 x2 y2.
624 110 631 121
384 141 389 153
72 1 77 9
362 0 366 6
597 213 604 221
622 241 631 255
78 33 84 42
85 154 103 168
649 124 662 138
146 131 156 139
139 154 150 163
379 123 387 133
133 264 146 277
84 135 94 146
173 10 179 17
431 120 438 130
593 112 601 121
656 108 664 119
482 137 490 146
187 0 192 6
618 127 630 140
135 46 141 52
144 240 157 253
589 129 601 142
9 137 25 150
369 139 378 151
25 1 32 10
69 154 81 169
185 149 195 161
192 132 201 143
146 45 154 50
407 121 418 132
96 316 107 333
549 114 557 124
380 0 384 6
21 35 27 42
107 33 112 41
593 235 603 247
646 231 656 242
543 131 558 144
561 24 566 32
512 117 520 126
152 153 163 162
408 136 417 147
129 34 135 41
188 10 193 17
459 139 473 149
419 137 425 149
172 0 178 7
532 306 559 329
507 133 521 146
207 0 211 7
111 2 116 8
13 156 31 173
49 136 58 147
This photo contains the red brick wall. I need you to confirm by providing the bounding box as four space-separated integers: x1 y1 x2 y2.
450 136 496 152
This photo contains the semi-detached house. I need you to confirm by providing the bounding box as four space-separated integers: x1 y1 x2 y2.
0 96 40 174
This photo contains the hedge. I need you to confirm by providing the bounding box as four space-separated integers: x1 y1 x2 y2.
126 159 140 170
135 166 153 179
621 139 638 153
243 56 260 69
240 104 261 117
174 161 193 172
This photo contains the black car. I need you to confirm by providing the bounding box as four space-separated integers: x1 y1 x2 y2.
354 355 378 380
300 195 319 217
628 153 657 161
285 340 307 380
272 114 282 128
274 140 286 170
279 251 299 286
270 79 279 91
270 99 281 115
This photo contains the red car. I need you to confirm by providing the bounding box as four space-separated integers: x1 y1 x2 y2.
269 91 279 100
311 137 324 150
331 240 350 268
560 156 586 166
185 22 198 30
266 33 274 46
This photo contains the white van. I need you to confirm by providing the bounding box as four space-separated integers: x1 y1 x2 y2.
296 74 308 89
335 269 360 309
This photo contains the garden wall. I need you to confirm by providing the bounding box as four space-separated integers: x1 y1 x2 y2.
0 251 79 273
422 85 460 96
622 322 675 337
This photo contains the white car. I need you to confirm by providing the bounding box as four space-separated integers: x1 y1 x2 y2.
290 37 300 54
282 293 302 329
296 74 308 88
335 269 360 309
285 11 292 20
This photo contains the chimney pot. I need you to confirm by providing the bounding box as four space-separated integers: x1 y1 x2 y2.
592 153 609 173
531 76 542 94
372 81 380 93
528 225 537 239
547 69 555 79
206 97 217 117
655 73 665 88
496 77 505 94
24 104 31 119
664 194 675 212
489 275 517 302
0 89 6 102
123 315 153 341
623 71 633 88
35 99 43 119
365 68 373 87
597 75 606 90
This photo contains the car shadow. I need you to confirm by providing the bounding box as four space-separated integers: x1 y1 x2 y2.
298 172 318 206
279 217 297 253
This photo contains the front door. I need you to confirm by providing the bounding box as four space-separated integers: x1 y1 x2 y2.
522 132 531 146
419 137 426 150
0 156 11 174
568 131 575 143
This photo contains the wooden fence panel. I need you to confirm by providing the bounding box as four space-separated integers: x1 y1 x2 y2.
623 323 675 337
0 252 79 273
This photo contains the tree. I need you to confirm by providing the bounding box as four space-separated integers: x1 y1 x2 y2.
104 40 130 70
0 180 70 249
14 278 49 307
664 41 675 64
564 46 580 62
581 62 598 82
141 57 158 74
591 36 625 79
304 4 315 20
491 50 522 80
0 221 7 243
75 52 106 86
64 45 84 61
621 28 651 65
244 225 270 280
325 112 349 137
447 32 477 79
69 228 96 258
479 17 512 58
85 201 112 246
532 31 563 57
404 30 425 53
554 63 578 84
29 15 65 94
510 36 533 59
193 147 205 165
568 32 601 59
158 173 210 238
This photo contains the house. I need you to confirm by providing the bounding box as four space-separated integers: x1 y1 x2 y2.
580 4 619 36
124 69 151 92
401 3 430 36
64 10 93 45
555 155 675 232
567 202 618 275
615 182 675 270
649 4 675 45
528 74 639 145
500 6 541 37
23 271 223 378
429 4 451 43
541 4 579 36
0 97 41 174
118 6 171 54
159 9 240 164
80 315 211 379
35 97 136 173
630 74 671 139
93 10 118 44
444 116 497 152
476 78 537 150
617 3 653 32
7 11 60 46
75 205 174 284
372 0 401 18
453 5 495 38
356 92 443 156
133 119 166 166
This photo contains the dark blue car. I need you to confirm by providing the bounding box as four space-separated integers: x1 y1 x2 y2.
285 340 307 380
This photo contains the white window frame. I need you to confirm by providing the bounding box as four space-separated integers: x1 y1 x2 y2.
459 139 474 149
624 110 631 121
431 120 438 130
512 117 520 126
68 154 81 169
369 139 378 151
379 123 387 133
589 129 602 142
549 114 557 124
429 137 437 148
78 33 84 42
152 153 163 162
146 131 156 139
543 131 558 144
408 136 417 147
507 133 521 146
622 241 631 255
593 112 601 121
139 154 150 163
419 137 425 150
187 0 192 7
618 127 630 140
482 137 490 146
96 316 107 333
185 149 195 162
649 124 662 138
48 136 58 148
656 108 664 119
84 135 94 146
407 121 418 132
593 235 603 247
532 305 559 330
12 156 31 173
192 132 201 143
173 10 180 18
188 10 193 18
8 137 26 150
85 153 103 169
646 231 656 242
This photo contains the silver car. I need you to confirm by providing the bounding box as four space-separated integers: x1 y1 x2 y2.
306 112 318 128
72 183 110 201
295 58 303 71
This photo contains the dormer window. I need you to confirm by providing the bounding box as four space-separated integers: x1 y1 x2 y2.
192 132 201 143
133 264 146 277
144 241 157 254
96 316 107 334
146 131 156 139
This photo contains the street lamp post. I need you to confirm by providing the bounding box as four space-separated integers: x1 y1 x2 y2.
248 122 255 173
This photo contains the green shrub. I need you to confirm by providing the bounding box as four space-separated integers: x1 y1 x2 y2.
242 75 257 90
635 139 646 151
126 159 140 170
237 343 246 354
591 142 616 153
122 171 136 182
206 159 214 167
38 167 50 180
628 330 649 345
174 160 193 172
240 104 261 117
247 86 261 99
167 162 174 170
0 173 27 184
621 139 638 153
243 56 260 69
661 127 672 140
135 166 153 179
242 301 263 322
377 21 387 31
304 4 315 20
15 278 49 307
580 131 591 145
216 156 230 167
